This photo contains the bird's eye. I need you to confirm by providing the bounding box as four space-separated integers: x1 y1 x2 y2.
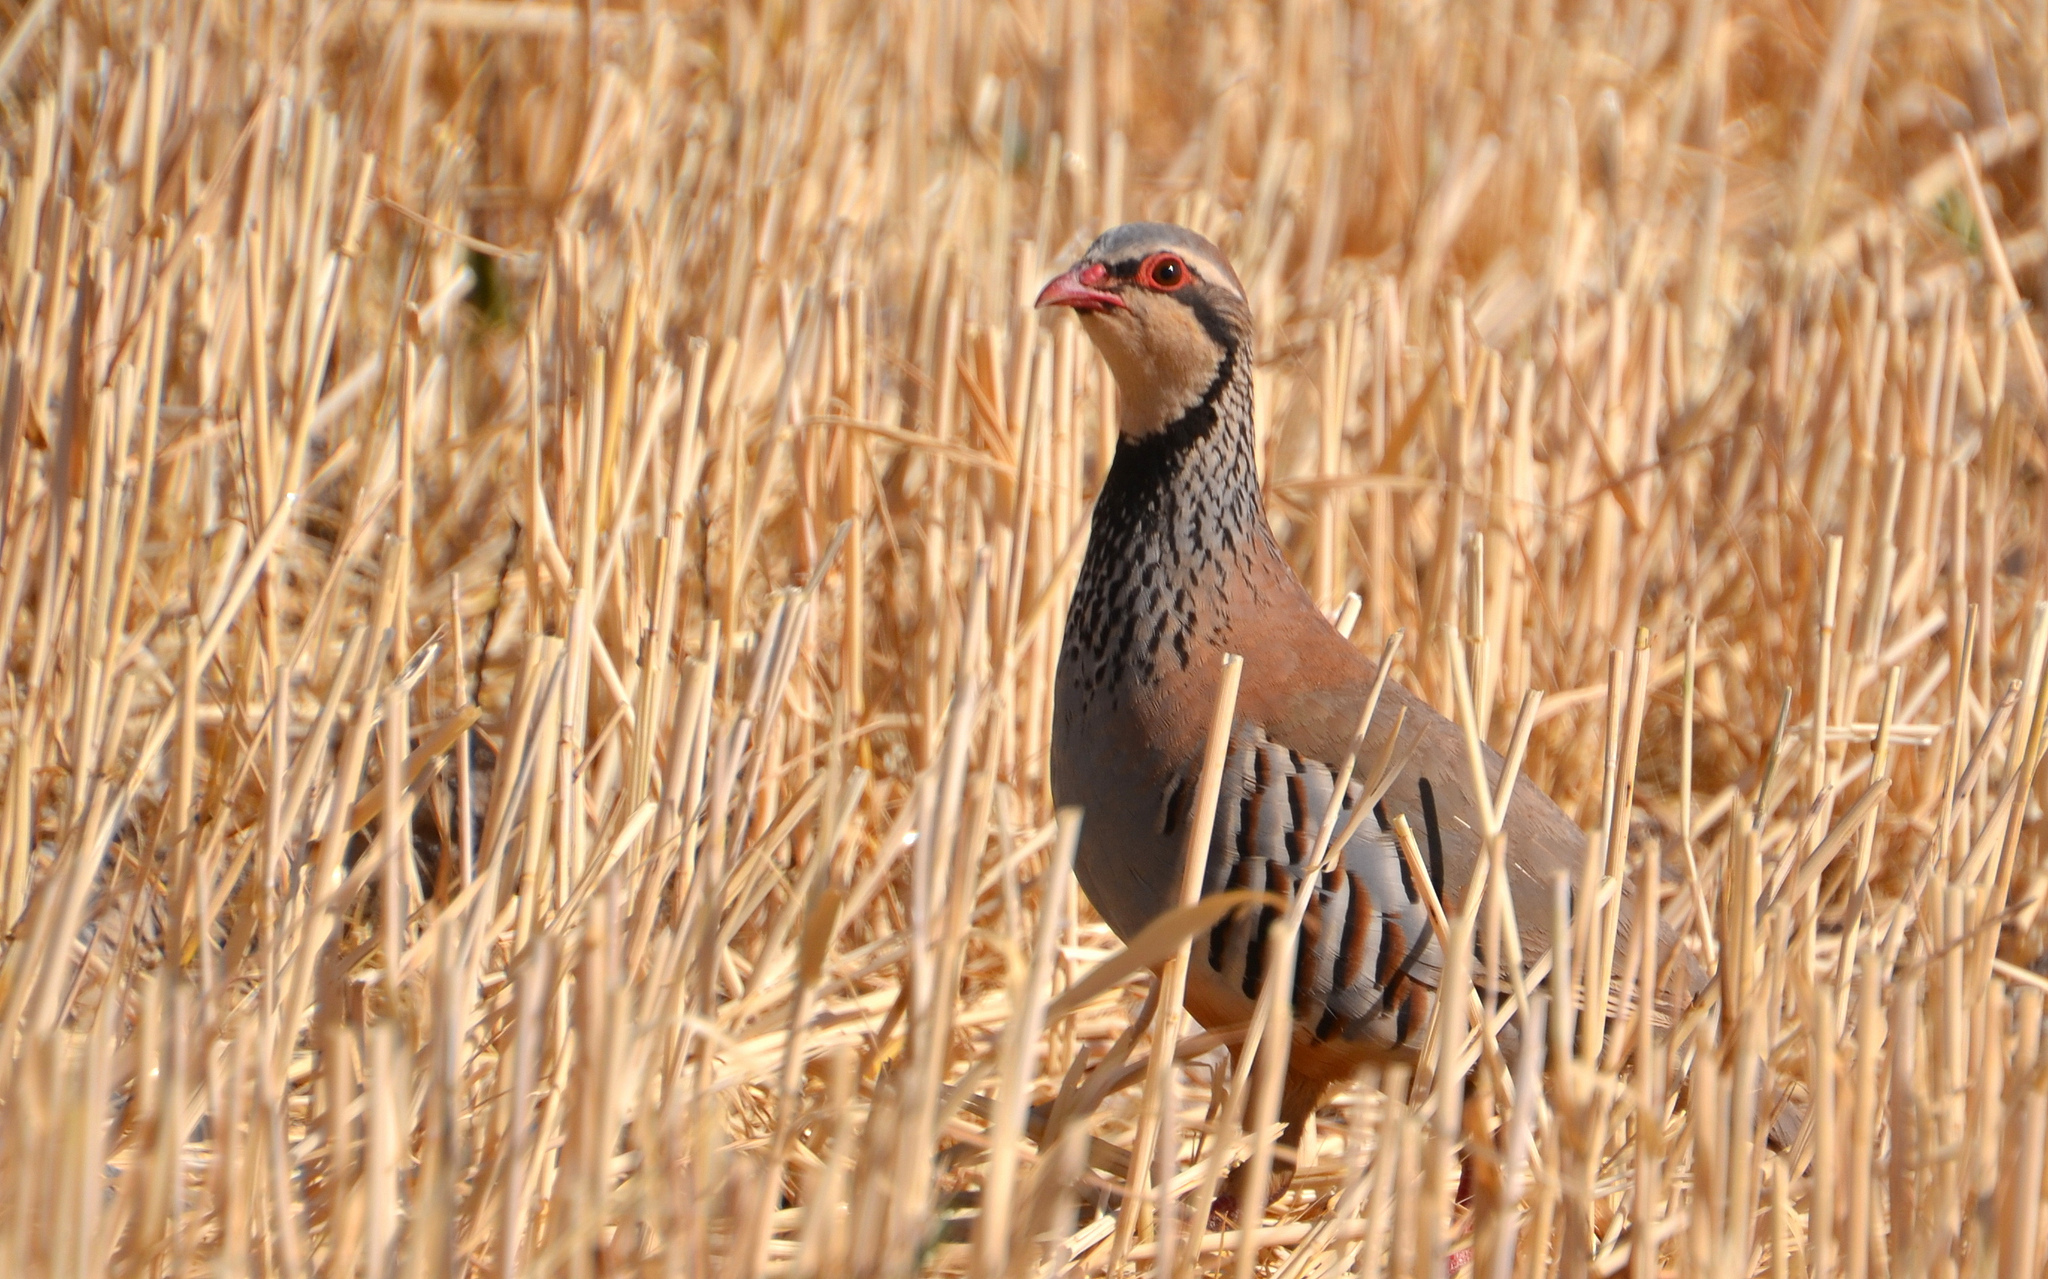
1140 253 1189 291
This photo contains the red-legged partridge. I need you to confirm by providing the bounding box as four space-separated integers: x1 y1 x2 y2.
1038 223 1641 1195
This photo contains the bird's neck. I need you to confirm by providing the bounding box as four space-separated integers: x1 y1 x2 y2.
1063 347 1288 693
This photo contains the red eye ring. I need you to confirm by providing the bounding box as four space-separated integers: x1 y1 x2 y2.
1139 252 1191 291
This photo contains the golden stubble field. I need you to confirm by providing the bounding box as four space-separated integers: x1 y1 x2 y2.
0 0 2045 1274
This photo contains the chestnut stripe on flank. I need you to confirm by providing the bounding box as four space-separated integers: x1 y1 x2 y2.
1241 860 1286 1000
1295 887 1325 1011
1395 981 1431 1046
1285 771 1311 862
1337 871 1373 990
1238 785 1265 866
1212 853 1263 971
1377 919 1406 991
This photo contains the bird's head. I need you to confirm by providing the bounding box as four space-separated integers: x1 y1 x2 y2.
1035 222 1251 440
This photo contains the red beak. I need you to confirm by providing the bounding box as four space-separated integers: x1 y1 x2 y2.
1035 261 1125 312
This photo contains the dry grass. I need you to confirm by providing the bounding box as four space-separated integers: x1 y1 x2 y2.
1 0 2047 1274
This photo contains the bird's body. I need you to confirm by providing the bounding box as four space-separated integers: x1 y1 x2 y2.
1038 223 1627 1184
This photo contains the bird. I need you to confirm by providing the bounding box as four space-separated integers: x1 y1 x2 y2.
1036 222 1655 1202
